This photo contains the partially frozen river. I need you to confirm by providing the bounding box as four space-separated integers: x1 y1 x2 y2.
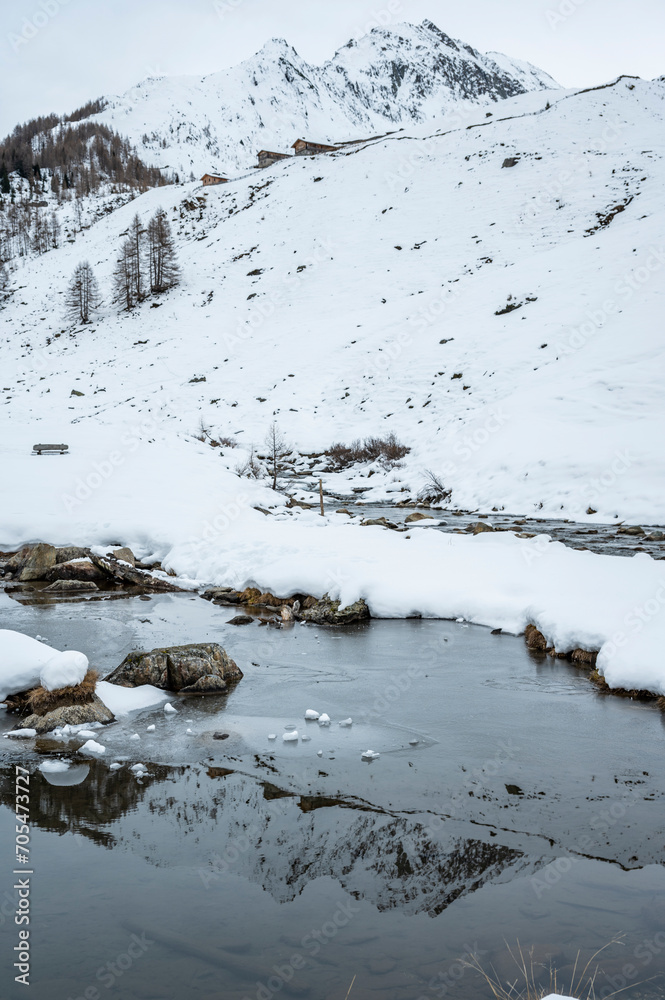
1 591 665 1000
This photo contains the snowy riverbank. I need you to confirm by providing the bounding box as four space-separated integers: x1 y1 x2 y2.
2 432 665 697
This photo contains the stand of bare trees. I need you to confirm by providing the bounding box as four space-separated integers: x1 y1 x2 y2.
148 207 180 293
65 261 101 324
113 208 179 310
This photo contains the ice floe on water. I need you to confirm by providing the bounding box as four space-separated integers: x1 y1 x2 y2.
38 760 71 773
96 681 170 716
79 739 105 755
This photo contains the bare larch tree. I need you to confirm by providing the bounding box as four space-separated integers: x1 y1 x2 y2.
147 207 180 293
65 261 101 324
264 422 291 491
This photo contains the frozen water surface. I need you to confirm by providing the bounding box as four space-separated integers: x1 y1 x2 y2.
1 592 664 999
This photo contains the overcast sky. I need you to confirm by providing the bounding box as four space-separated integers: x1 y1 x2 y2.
2 0 663 136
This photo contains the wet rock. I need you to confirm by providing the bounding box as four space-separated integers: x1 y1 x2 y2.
202 586 240 603
281 602 300 622
570 648 598 667
617 525 644 536
646 531 665 542
45 559 107 584
228 615 254 626
299 594 370 625
468 521 495 534
524 624 549 652
361 517 391 527
105 643 242 693
89 552 181 591
55 546 91 563
18 543 57 581
405 512 431 523
502 156 520 168
43 579 99 593
17 696 114 734
180 675 228 695
112 546 136 566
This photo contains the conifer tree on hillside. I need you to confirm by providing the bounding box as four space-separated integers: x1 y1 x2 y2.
65 261 101 324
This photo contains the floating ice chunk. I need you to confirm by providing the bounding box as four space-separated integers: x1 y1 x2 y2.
361 750 380 760
304 710 320 720
268 734 277 741
109 763 122 771
284 723 297 731
456 618 464 623
5 729 37 738
130 763 146 774
186 728 194 735
80 739 105 755
283 731 299 742
146 724 156 732
76 730 97 740
164 703 177 714
40 650 89 692
317 750 323 757
301 735 311 742
130 734 141 741
338 718 353 728
318 714 331 726
39 760 70 773
409 739 419 746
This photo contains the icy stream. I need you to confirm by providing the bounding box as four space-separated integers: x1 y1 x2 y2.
1 592 664 1000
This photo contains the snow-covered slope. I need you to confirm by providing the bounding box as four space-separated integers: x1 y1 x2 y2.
88 20 558 177
2 75 662 522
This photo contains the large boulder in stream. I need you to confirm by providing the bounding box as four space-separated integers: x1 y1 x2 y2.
299 594 370 625
105 643 242 694
16 543 57 581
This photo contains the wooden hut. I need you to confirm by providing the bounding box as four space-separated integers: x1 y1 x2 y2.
256 150 291 168
291 139 338 156
201 173 229 186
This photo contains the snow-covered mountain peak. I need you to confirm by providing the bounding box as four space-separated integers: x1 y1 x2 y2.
84 19 558 176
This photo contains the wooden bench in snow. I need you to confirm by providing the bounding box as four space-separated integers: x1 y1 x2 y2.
32 443 69 455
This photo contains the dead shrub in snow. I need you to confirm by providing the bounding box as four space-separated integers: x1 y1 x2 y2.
235 449 263 479
6 669 99 716
417 470 452 503
325 432 409 470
